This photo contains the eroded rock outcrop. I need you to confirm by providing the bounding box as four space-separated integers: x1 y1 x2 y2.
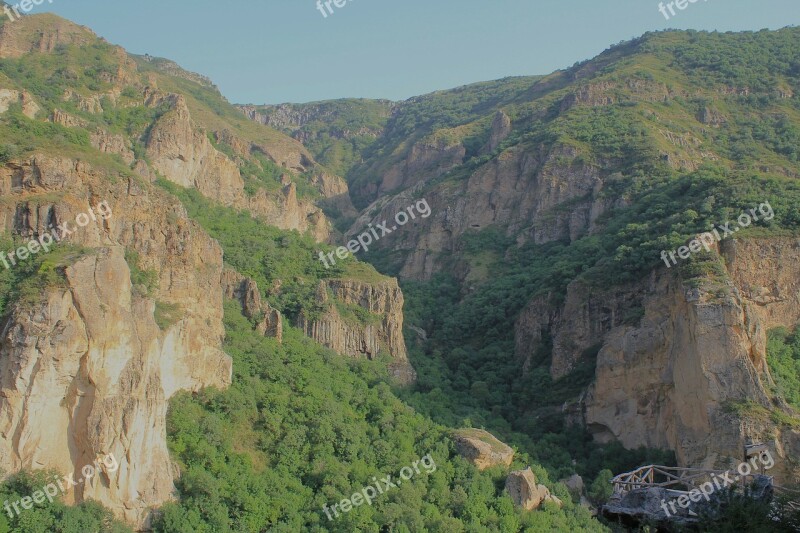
0 88 40 117
298 278 413 381
144 92 331 241
0 13 96 58
505 467 563 510
0 154 232 527
452 428 514 470
517 237 800 484
221 269 283 342
347 141 612 281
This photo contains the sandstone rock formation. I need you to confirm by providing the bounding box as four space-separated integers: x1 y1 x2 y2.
452 428 514 470
505 467 563 510
513 237 800 484
0 88 39 118
346 141 612 281
0 154 233 527
481 110 512 154
144 93 331 242
298 278 414 381
221 269 283 342
560 473 585 498
0 13 96 58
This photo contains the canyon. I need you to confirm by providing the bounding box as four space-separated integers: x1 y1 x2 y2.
0 10 798 530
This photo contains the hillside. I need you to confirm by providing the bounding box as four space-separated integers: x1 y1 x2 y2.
1 7 800 532
243 25 800 504
0 10 606 533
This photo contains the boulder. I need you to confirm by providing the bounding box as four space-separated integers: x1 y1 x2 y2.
505 467 563 511
452 428 514 470
561 473 585 496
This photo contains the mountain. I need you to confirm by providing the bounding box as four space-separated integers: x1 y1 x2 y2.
0 12 421 530
0 11 605 533
1 8 800 532
242 27 800 492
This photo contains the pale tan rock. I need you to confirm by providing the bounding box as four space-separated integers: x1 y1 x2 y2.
214 129 251 157
505 467 561 510
579 238 800 484
146 93 330 241
0 14 95 59
51 108 88 128
346 141 609 281
452 428 514 470
0 88 39 117
221 269 283 343
481 110 512 154
0 154 232 528
298 279 411 375
90 130 135 164
561 473 585 496
0 88 19 114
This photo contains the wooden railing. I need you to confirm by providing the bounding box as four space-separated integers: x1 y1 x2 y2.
611 465 760 495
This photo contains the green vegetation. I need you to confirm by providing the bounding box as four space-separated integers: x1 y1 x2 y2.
156 178 330 321
0 470 132 533
349 30 800 497
1 17 800 531
154 300 183 330
693 486 800 532
0 40 118 104
768 327 800 411
723 400 800 430
244 99 394 177
124 248 158 297
0 238 87 316
587 470 613 506
155 179 387 324
152 300 604 532
332 299 383 327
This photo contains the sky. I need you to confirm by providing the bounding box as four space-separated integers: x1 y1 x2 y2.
22 0 800 104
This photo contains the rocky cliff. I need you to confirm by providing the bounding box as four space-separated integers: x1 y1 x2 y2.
346 140 611 280
144 91 332 241
0 154 232 527
0 14 399 526
298 278 415 382
513 237 800 483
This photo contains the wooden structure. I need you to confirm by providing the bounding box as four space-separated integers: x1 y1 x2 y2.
611 464 761 497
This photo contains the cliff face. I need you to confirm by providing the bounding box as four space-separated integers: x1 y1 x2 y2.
347 141 611 280
0 154 232 527
299 278 415 382
514 238 800 482
145 92 331 242
221 269 283 342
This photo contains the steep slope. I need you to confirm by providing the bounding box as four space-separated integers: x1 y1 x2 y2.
0 12 355 242
239 99 394 178
248 28 800 485
0 153 232 529
0 12 413 529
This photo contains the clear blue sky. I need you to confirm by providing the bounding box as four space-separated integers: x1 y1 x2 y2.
32 0 799 104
